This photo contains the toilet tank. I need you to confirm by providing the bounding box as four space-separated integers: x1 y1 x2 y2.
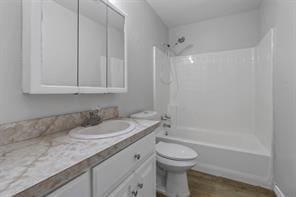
130 111 160 121
130 111 163 135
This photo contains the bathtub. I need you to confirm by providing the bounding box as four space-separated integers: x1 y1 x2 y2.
156 127 273 188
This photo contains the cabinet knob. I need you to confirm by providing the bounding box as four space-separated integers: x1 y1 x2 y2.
134 154 141 160
137 183 144 189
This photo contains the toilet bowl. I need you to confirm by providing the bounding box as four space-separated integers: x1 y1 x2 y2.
156 142 198 197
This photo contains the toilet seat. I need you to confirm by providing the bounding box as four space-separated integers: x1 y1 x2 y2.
157 154 198 171
156 142 198 161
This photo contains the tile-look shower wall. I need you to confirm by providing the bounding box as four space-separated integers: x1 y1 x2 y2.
170 48 255 134
0 106 118 146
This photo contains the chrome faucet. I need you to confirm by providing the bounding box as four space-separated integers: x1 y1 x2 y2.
161 113 171 121
82 107 104 127
163 123 171 128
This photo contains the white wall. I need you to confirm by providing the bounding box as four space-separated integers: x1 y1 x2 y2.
260 0 296 196
169 10 260 55
259 0 276 39
0 0 168 124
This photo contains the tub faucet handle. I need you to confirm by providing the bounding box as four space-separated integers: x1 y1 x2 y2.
132 190 138 197
134 154 141 160
161 114 171 121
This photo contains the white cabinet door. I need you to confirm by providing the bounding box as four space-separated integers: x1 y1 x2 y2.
23 0 79 94
23 0 127 95
92 132 155 197
108 173 135 197
108 155 156 197
47 172 91 197
78 0 108 94
106 5 127 93
134 155 156 197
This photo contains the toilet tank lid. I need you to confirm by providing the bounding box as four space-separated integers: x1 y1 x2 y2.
156 142 198 161
130 111 160 120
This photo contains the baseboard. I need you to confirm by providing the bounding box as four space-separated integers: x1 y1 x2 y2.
274 184 286 197
192 163 272 189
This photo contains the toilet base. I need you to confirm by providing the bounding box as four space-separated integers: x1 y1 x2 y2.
166 171 190 197
157 164 191 197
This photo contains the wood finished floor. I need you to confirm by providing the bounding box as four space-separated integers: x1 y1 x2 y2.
157 170 276 197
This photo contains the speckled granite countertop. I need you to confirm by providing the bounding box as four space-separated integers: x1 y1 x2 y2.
0 119 160 197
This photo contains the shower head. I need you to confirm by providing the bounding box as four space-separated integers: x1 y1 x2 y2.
162 36 186 49
161 36 189 56
177 36 185 44
172 36 186 47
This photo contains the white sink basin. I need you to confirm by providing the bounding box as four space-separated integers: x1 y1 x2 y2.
69 120 136 140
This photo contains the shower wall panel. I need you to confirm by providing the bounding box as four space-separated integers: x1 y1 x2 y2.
254 30 274 151
170 49 255 134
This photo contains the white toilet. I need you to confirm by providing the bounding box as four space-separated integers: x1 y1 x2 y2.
130 111 199 197
156 142 198 197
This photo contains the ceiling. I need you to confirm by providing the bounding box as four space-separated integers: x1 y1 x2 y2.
146 0 263 28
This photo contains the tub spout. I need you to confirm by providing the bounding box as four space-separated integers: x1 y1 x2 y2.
163 123 171 128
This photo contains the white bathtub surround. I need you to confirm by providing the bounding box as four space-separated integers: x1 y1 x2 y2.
254 30 274 152
273 184 286 197
170 48 255 136
168 29 274 150
154 29 274 188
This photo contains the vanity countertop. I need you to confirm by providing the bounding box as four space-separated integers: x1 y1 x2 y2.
0 119 160 197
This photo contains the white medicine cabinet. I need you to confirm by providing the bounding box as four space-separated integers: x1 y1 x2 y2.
22 0 127 94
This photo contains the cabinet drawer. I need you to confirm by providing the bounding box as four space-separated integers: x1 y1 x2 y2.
93 132 155 197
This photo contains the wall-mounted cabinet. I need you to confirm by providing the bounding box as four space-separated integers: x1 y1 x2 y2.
22 0 127 94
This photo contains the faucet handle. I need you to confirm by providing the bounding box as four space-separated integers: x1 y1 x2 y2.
84 107 104 127
93 106 103 113
161 113 171 121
